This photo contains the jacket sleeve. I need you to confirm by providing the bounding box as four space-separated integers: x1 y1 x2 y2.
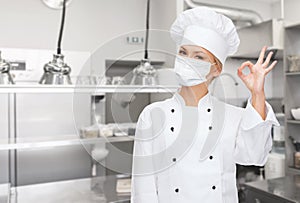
234 98 280 166
131 107 159 203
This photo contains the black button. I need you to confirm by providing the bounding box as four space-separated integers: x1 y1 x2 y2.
209 156 213 160
175 188 179 193
207 108 211 112
209 126 212 130
212 186 216 190
170 127 174 132
172 158 176 162
171 109 175 113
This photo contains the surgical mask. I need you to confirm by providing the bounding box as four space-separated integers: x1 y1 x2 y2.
174 55 213 86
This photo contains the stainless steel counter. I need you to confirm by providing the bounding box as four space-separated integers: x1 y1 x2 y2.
244 175 300 203
0 184 10 203
10 175 130 203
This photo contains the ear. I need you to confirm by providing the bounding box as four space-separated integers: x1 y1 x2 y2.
214 58 223 74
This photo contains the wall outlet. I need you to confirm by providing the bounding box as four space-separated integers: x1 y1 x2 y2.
8 60 26 71
126 36 144 44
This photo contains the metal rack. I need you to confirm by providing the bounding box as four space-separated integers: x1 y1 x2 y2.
0 135 134 151
284 22 300 175
0 85 179 190
0 85 178 151
0 85 179 94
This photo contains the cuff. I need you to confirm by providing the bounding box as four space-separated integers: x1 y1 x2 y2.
241 97 280 130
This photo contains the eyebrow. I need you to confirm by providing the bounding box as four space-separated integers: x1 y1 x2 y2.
180 47 205 54
193 51 205 54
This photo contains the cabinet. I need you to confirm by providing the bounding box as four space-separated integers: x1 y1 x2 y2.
284 23 300 175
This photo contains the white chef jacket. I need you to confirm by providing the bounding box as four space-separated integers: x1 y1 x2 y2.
131 91 279 203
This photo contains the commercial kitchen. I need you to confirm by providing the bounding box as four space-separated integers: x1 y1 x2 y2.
0 0 300 202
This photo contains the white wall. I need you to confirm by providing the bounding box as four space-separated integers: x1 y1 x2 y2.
284 0 300 26
0 0 176 52
0 0 284 99
0 0 178 78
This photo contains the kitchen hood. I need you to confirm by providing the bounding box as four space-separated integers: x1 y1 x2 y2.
231 19 284 59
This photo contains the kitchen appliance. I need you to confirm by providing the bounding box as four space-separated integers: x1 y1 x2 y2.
39 0 72 85
130 59 157 85
0 51 15 84
130 0 157 85
39 54 71 84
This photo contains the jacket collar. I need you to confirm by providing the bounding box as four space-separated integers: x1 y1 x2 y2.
173 89 212 110
172 88 225 161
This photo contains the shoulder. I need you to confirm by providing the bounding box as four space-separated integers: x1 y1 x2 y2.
138 97 175 121
212 97 244 116
142 97 174 112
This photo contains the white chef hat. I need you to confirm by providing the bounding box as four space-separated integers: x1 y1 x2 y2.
170 7 240 66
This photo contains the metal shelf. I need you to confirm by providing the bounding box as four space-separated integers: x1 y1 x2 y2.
286 119 300 124
285 22 300 29
0 135 134 151
285 72 300 76
275 113 285 118
287 167 300 175
284 24 300 176
0 85 179 94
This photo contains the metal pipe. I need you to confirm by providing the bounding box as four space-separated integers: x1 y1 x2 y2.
280 0 284 20
184 0 263 25
219 72 239 86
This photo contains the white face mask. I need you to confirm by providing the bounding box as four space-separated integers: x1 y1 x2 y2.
174 55 213 86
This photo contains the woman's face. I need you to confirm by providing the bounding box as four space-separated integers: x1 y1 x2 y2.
178 45 222 81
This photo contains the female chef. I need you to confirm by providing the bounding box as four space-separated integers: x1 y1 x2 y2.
131 7 279 203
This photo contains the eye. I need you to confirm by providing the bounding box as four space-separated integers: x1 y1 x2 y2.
194 55 204 60
179 50 187 56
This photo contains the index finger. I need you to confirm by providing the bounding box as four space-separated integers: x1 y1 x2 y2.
257 46 267 64
238 61 254 73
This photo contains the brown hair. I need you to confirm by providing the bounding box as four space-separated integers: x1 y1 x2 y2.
214 57 222 72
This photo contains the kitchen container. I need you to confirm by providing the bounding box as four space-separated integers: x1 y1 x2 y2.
99 125 114 137
291 108 300 120
80 125 99 138
287 55 300 72
289 136 300 168
295 152 300 169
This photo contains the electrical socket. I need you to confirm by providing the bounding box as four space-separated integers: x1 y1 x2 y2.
126 36 144 44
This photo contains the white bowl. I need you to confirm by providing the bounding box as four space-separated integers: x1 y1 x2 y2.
291 108 300 120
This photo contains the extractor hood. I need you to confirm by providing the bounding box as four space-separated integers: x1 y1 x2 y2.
231 19 284 59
